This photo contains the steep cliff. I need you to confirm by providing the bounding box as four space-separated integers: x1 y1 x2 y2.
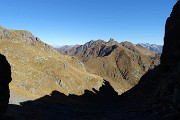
161 1 180 67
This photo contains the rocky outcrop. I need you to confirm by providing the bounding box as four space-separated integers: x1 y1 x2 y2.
159 1 180 116
161 1 180 67
0 54 11 119
57 39 160 94
119 1 180 119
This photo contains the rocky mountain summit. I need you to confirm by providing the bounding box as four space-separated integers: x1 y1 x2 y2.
0 26 104 100
57 39 160 94
137 43 163 53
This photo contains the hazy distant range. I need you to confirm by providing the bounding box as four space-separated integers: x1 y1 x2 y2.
137 43 163 54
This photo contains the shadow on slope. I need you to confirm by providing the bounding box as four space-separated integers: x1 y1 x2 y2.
6 81 126 120
6 67 176 120
6 67 179 120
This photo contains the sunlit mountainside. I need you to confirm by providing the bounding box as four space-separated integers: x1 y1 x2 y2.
0 26 104 99
56 39 160 94
0 25 160 100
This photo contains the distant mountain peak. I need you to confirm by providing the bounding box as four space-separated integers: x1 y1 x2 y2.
137 43 163 53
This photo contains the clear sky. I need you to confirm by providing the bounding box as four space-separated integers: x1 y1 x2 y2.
0 0 177 46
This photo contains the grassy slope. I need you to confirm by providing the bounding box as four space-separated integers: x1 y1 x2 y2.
0 27 104 99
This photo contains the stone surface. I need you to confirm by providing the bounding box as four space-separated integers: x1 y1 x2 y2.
161 1 180 67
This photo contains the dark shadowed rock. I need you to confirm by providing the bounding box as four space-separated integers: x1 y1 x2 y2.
119 1 180 119
161 1 180 67
0 54 12 119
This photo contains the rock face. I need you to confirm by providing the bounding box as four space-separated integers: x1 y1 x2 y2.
57 40 160 94
160 1 180 114
161 1 180 67
0 54 11 119
119 1 180 119
0 26 104 100
137 43 163 53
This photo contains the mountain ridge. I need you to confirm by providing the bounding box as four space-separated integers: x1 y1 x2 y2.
56 39 160 94
58 40 163 54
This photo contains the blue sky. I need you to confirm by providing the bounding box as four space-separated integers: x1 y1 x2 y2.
0 0 177 46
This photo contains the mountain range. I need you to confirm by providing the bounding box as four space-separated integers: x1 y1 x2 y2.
0 25 160 99
56 39 160 94
59 42 163 54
